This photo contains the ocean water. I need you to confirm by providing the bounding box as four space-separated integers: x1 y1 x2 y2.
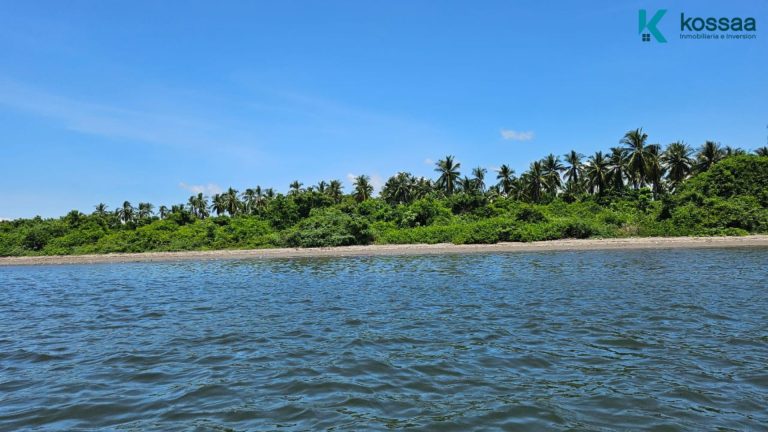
1 248 767 431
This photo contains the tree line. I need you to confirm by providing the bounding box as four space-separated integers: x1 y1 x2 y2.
93 129 768 225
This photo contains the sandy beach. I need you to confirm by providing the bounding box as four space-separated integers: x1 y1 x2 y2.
1 235 767 266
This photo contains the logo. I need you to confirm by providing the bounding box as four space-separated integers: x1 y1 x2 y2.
639 9 667 43
680 13 756 32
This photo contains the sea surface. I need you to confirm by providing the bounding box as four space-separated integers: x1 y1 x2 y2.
1 248 767 431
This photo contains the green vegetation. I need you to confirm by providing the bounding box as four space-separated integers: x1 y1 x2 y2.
2 129 767 256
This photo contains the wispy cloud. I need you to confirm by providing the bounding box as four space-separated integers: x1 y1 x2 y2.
500 129 535 141
424 158 434 165
179 182 222 196
0 77 264 160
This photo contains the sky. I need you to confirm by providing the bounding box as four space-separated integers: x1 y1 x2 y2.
1 0 766 219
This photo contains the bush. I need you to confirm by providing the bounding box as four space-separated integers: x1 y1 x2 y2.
395 198 451 228
516 206 547 223
676 155 768 205
284 208 372 247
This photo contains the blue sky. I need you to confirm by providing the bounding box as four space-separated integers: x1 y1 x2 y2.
1 0 766 219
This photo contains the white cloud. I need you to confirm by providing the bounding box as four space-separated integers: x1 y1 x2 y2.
178 182 223 196
500 129 535 141
424 158 434 165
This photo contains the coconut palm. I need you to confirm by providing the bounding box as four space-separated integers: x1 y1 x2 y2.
755 146 768 157
645 144 664 197
472 167 487 192
288 181 303 196
696 141 725 172
724 146 746 157
158 205 169 219
188 193 209 218
210 194 227 216
521 161 546 203
241 188 257 214
223 187 241 216
607 147 628 191
662 142 694 191
459 176 475 194
585 151 609 195
327 180 343 203
137 202 154 220
93 203 109 217
563 150 584 193
496 164 516 197
118 201 134 224
541 154 564 196
413 177 433 199
620 128 655 189
353 175 373 202
434 155 461 195
382 172 416 205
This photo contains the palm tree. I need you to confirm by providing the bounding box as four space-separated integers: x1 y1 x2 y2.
620 128 655 189
607 147 628 191
210 194 227 216
188 193 209 218
315 181 328 194
472 167 487 192
434 155 461 195
459 176 475 194
662 142 694 191
521 161 546 203
496 164 516 197
118 201 134 224
353 175 373 202
93 203 109 217
755 146 768 157
585 151 609 195
382 172 415 205
696 141 725 172
724 146 746 157
223 187 241 216
242 188 257 214
541 154 564 196
327 180 343 203
137 202 154 220
158 205 169 219
413 177 433 199
645 144 664 198
563 150 584 193
288 181 303 196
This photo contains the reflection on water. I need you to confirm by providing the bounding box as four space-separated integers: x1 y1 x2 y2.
1 248 767 430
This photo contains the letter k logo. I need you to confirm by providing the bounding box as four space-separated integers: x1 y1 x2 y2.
639 9 667 43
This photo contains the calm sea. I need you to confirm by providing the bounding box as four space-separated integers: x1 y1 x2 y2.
1 248 767 431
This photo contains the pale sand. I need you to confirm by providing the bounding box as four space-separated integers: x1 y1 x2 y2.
1 236 767 266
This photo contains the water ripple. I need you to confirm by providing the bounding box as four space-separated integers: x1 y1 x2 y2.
0 248 767 430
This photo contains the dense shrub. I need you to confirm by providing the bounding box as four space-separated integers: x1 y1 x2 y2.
284 208 372 247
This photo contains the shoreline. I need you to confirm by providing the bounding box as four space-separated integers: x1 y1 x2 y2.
1 235 767 266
